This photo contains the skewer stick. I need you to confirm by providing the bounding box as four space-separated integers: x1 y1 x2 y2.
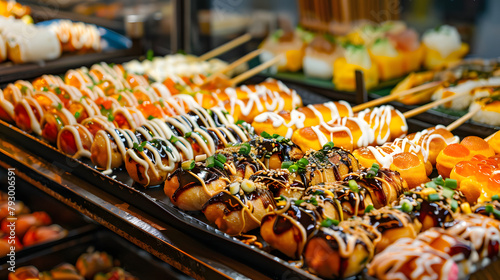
197 33 252 61
446 106 481 131
229 54 284 86
403 91 469 119
200 49 263 86
352 81 442 112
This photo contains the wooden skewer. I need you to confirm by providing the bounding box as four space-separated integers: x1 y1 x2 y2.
197 33 252 61
352 81 442 112
485 132 497 142
446 106 481 131
200 49 263 86
229 54 284 86
403 91 469 119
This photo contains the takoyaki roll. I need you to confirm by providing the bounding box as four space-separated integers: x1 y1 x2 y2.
125 138 181 187
40 107 77 144
1 211 51 238
367 238 460 280
67 97 101 123
94 267 138 280
8 266 40 280
249 169 305 200
363 207 422 253
423 25 469 70
342 167 408 209
299 101 353 124
252 110 306 139
95 96 120 118
333 44 379 91
436 143 473 178
22 224 67 247
48 263 84 280
81 116 115 137
303 35 343 79
303 219 380 279
76 250 113 279
57 124 93 159
449 213 500 266
90 128 137 174
393 183 467 231
0 200 29 220
417 228 479 277
32 91 60 112
249 136 303 170
164 164 230 211
112 107 146 130
32 75 64 91
406 125 459 165
301 186 344 221
391 152 430 188
1 81 33 107
460 136 495 158
64 68 94 89
0 90 15 122
356 105 408 145
259 29 307 72
202 180 275 235
302 146 360 186
13 97 44 135
260 198 317 259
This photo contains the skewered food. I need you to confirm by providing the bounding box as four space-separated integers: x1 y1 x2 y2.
303 35 343 79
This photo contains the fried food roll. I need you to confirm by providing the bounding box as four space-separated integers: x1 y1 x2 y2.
202 180 275 235
125 138 181 187
1 211 51 238
47 263 84 280
356 105 408 145
13 97 44 135
302 146 360 186
303 219 381 279
81 116 115 136
8 266 40 280
248 136 303 170
437 143 473 178
368 237 460 280
405 125 459 165
22 224 67 247
260 197 318 259
249 169 305 200
164 164 230 211
40 107 77 144
90 127 137 174
57 124 94 159
363 207 422 253
94 267 138 280
112 107 146 130
76 250 113 279
417 228 479 277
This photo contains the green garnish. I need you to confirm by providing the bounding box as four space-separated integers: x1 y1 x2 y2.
216 154 227 164
169 135 179 143
238 143 251 155
433 176 445 186
401 200 413 213
21 86 28 94
182 160 195 170
294 199 304 206
63 94 70 99
277 195 286 201
425 181 437 189
56 103 62 111
117 95 123 101
428 193 441 201
146 49 154 61
492 194 500 202
107 114 115 122
138 100 144 105
442 188 455 199
74 111 81 119
322 141 335 151
133 141 147 152
147 115 154 120
281 161 293 169
309 196 318 206
275 135 285 142
451 199 458 212
54 87 61 95
320 218 339 227
297 158 309 168
349 180 359 193
235 120 245 125
260 131 272 139
444 178 457 190
42 87 49 92
288 164 298 173
364 205 375 213
184 132 192 138
206 156 215 168
366 163 380 179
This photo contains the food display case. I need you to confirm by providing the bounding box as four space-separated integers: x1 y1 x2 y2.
1 1 500 280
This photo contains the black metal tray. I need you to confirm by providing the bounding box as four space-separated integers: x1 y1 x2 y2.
0 167 97 262
0 229 191 279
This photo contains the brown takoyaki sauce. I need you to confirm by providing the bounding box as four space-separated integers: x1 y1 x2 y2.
170 165 228 202
203 188 274 214
303 147 359 185
417 200 455 229
249 137 302 163
366 211 405 233
250 169 305 197
206 129 225 150
187 110 210 128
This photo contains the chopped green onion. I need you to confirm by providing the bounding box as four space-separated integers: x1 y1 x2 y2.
214 159 224 169
364 205 375 213
260 131 272 139
275 135 285 142
320 218 339 227
288 164 298 173
297 158 309 168
146 49 154 61
56 103 62 111
147 115 154 120
42 87 49 92
238 143 251 155
404 191 412 196
206 156 215 168
21 86 28 94
54 87 61 95
492 194 500 202
323 141 335 150
309 196 318 206
428 193 440 201
433 176 444 186
182 160 195 170
216 154 227 164
485 204 494 213
366 163 380 179
294 199 304 206
184 132 192 138
444 179 457 190
281 161 293 169
349 180 359 193
118 95 123 101
74 111 81 119
451 199 458 212
401 200 413 213
442 188 455 199
63 94 70 99
425 181 437 189
235 120 245 125
169 136 179 143
107 114 115 122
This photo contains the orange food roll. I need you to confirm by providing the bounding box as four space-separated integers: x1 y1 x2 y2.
460 136 495 158
40 107 77 144
436 143 472 178
356 105 408 145
112 107 146 130
57 124 93 159
405 125 459 165
390 152 429 188
13 97 44 135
